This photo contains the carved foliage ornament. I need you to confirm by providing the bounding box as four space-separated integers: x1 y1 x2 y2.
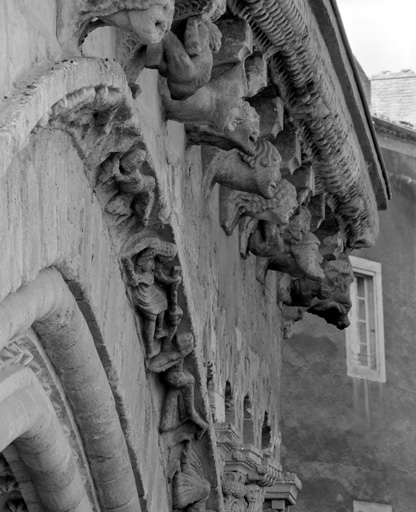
172 442 211 512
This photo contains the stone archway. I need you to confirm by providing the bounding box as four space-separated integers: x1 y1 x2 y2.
0 268 141 512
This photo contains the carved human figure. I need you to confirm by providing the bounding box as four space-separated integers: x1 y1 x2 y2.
148 333 209 435
57 0 175 54
104 148 156 227
163 62 260 155
123 236 180 357
146 17 222 100
249 208 325 283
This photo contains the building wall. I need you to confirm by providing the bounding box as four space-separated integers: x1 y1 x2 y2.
372 70 416 127
281 132 416 512
0 1 284 509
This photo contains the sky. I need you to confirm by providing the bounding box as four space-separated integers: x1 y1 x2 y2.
337 0 416 77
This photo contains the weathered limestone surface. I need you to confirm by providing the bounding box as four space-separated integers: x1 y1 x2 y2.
0 1 387 511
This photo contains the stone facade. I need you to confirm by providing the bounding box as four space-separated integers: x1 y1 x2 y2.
0 2 387 512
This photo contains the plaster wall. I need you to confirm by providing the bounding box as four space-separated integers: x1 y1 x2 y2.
280 134 416 511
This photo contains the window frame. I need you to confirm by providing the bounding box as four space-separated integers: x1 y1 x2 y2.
353 501 392 512
346 256 386 383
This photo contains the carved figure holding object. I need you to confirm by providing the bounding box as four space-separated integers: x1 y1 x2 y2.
163 62 260 155
105 148 156 227
146 17 222 100
148 333 209 436
57 0 175 55
122 236 180 357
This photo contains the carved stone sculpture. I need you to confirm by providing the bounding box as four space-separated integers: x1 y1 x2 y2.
57 0 175 54
219 179 298 236
104 148 156 227
147 333 208 435
163 62 260 154
249 207 325 283
122 236 181 357
222 472 247 512
280 253 354 329
146 17 222 100
172 442 211 511
203 140 282 199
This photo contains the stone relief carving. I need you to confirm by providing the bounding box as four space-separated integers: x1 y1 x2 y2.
203 140 283 199
219 179 297 237
103 148 156 227
172 442 211 511
162 19 261 154
248 207 325 284
145 17 222 100
148 333 209 436
122 235 181 357
57 0 175 54
163 62 260 154
122 235 208 437
279 253 354 329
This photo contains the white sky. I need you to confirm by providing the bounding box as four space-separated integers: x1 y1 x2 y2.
337 0 416 77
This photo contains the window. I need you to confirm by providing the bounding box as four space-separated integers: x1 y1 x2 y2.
353 501 392 512
346 256 385 382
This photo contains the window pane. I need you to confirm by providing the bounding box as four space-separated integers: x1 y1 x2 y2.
356 275 365 297
358 298 366 321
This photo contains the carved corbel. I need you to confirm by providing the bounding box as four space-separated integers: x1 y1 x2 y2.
280 253 354 329
172 441 211 511
103 148 156 227
145 17 222 100
219 179 298 237
202 140 282 199
57 0 175 55
249 207 325 284
162 19 260 154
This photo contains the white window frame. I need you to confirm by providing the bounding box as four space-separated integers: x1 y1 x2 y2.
353 501 392 512
346 256 386 382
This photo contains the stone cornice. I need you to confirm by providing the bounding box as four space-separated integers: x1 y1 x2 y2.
228 0 387 248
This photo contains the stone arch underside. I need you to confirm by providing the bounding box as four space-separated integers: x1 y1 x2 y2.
0 57 170 510
0 366 92 512
0 269 141 512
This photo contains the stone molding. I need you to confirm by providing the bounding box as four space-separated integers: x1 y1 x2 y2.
0 269 141 512
0 366 92 512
